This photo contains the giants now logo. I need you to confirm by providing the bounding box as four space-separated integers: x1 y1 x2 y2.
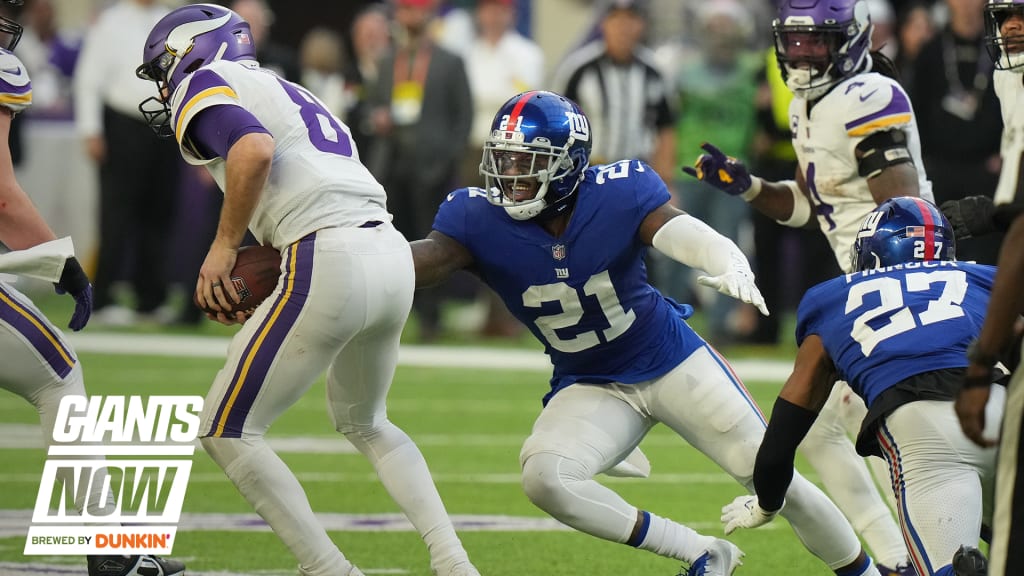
25 395 203 555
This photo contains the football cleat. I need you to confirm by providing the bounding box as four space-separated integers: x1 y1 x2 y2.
952 545 988 576
87 555 185 576
878 562 918 576
679 539 744 576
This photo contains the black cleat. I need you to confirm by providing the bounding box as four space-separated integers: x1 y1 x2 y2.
87 555 186 576
952 545 987 576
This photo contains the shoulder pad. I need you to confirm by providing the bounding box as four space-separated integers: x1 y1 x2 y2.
0 49 31 113
837 75 912 137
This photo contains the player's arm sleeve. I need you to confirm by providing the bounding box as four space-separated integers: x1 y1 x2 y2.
171 69 243 147
186 104 270 161
754 334 834 511
0 52 31 115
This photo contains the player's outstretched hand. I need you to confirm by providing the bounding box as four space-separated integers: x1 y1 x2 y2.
54 257 92 331
682 142 755 197
721 495 779 535
940 195 996 240
697 253 769 316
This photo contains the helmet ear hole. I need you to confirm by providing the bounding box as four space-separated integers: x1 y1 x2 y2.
183 58 205 76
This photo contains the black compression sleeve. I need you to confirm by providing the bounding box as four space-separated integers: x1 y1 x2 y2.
754 397 820 511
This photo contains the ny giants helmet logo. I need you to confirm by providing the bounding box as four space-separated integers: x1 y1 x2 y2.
565 112 590 142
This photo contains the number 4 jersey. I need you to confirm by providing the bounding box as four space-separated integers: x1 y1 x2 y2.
796 260 995 408
169 59 389 248
433 160 705 402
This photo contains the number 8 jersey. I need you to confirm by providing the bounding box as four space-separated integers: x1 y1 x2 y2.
796 260 995 407
169 60 389 249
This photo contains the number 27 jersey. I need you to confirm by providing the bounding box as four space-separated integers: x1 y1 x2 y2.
796 261 994 407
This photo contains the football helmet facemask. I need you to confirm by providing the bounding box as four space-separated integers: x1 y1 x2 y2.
480 91 592 221
852 196 956 271
985 0 1024 71
773 0 873 101
136 3 256 136
0 0 24 52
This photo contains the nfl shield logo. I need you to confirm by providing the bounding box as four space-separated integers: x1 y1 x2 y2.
552 244 566 261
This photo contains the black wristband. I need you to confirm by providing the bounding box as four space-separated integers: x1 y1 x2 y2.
57 257 89 294
966 339 998 368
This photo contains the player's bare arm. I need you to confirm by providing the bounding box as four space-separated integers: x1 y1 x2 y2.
778 334 837 412
198 132 274 314
959 213 1024 446
410 231 474 289
0 108 57 250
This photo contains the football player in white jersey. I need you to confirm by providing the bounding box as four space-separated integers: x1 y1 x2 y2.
0 2 184 575
684 0 931 573
953 2 1024 575
136 5 479 576
939 0 1024 241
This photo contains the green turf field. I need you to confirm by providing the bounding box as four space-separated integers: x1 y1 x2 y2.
0 330 857 576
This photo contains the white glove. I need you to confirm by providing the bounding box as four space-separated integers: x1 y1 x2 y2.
720 495 780 535
697 254 769 317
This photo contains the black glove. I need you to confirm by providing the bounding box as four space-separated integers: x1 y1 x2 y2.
940 196 996 240
54 256 92 331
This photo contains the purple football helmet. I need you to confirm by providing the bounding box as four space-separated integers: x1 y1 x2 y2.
136 3 256 136
773 0 873 100
985 0 1024 71
480 91 592 221
851 197 956 271
0 0 24 52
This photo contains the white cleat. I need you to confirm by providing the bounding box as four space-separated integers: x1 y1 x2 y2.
682 539 744 576
437 560 481 576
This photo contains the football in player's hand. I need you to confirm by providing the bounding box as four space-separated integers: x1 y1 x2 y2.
193 245 281 314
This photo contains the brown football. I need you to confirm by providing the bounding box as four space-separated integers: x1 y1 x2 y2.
193 245 282 314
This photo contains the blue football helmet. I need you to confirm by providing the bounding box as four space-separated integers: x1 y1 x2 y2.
852 197 956 271
480 91 592 221
0 0 23 51
136 4 256 136
985 0 1024 71
773 0 873 100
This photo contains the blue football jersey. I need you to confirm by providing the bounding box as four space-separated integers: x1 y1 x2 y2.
796 261 995 407
433 160 705 400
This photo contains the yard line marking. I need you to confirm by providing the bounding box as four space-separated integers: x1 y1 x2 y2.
63 333 795 381
0 510 778 539
0 562 407 575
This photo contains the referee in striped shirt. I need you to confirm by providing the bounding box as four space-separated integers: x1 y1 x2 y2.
550 0 676 186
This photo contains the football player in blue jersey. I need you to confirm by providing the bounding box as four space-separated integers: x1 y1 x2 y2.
722 197 1002 576
685 2 929 572
412 89 888 576
0 1 183 575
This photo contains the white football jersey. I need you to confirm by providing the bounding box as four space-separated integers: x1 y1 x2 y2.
0 48 31 113
170 60 389 248
993 69 1024 207
790 72 933 272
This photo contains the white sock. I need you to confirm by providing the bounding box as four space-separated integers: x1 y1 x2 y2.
636 512 716 563
344 421 469 574
202 436 353 576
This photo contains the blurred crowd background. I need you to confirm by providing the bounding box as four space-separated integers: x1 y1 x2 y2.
5 0 1003 348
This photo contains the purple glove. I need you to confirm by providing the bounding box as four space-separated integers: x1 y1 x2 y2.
54 257 92 331
682 142 755 197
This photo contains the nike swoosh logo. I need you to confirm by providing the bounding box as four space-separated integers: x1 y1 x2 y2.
859 89 878 102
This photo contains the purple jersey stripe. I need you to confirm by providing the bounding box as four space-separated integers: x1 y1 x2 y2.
0 284 74 378
844 86 912 134
173 68 238 141
208 236 314 438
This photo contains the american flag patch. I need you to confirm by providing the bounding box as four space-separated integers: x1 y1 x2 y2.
236 32 251 45
906 226 926 237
